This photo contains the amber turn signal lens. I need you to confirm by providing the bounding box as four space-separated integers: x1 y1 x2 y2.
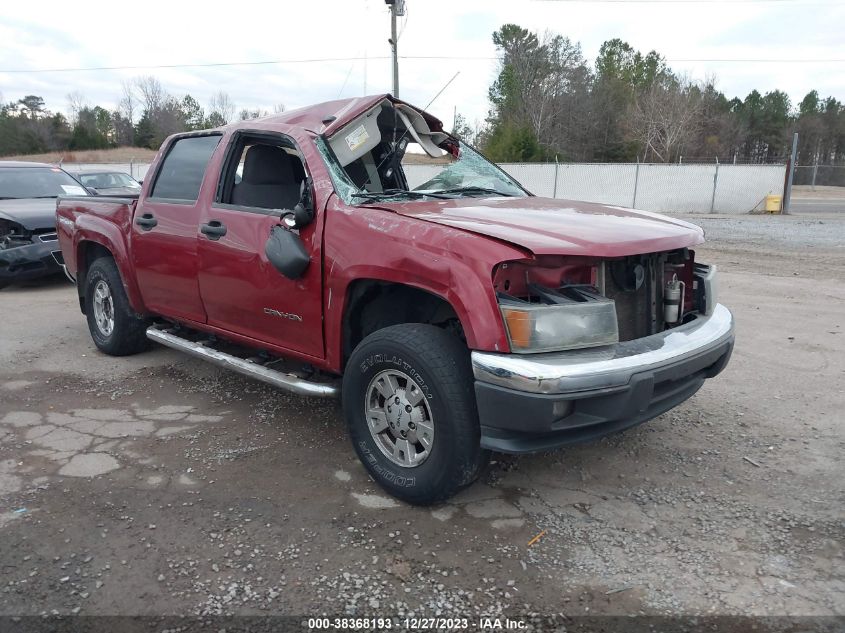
501 307 533 350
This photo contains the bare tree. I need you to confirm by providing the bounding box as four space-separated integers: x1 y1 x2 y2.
238 108 270 121
208 91 236 125
135 76 165 114
629 77 703 162
273 103 286 114
66 91 87 127
118 80 136 126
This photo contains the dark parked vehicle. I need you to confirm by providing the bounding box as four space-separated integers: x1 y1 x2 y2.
0 162 87 288
75 171 142 196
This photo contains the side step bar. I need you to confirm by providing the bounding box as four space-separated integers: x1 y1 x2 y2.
146 326 339 398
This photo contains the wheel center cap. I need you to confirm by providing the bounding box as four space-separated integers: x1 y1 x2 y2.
386 393 412 431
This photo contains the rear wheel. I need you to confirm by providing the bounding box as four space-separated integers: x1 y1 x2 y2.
85 257 150 356
343 324 489 505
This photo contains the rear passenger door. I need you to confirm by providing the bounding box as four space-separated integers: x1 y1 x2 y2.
132 134 221 323
196 131 325 361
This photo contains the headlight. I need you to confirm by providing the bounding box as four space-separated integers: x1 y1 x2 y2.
500 296 619 354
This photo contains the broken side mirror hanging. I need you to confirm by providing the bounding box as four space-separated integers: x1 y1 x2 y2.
265 225 310 280
265 178 315 279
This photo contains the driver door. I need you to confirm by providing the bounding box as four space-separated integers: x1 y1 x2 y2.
196 132 325 360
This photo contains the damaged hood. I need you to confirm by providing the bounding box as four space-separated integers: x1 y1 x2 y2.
0 198 58 230
373 196 705 257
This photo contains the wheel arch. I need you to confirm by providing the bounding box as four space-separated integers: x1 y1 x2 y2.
339 279 468 369
76 238 145 316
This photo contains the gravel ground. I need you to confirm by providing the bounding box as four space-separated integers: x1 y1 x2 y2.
0 213 843 626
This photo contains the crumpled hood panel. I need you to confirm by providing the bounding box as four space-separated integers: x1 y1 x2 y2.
374 196 705 257
0 198 58 230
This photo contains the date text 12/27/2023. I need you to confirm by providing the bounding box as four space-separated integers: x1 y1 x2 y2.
306 617 527 630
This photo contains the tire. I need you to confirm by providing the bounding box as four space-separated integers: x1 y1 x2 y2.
84 257 150 356
343 323 489 505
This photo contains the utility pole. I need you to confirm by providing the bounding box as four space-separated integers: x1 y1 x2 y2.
385 0 405 97
783 132 798 215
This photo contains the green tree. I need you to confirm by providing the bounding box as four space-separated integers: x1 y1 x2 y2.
180 95 205 131
484 122 549 162
17 95 46 120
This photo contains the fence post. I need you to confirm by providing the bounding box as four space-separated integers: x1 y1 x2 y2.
130 158 134 180
811 160 818 191
783 132 798 215
553 156 559 198
710 158 719 214
632 157 640 208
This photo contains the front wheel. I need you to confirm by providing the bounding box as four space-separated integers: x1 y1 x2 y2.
84 257 150 356
343 324 489 505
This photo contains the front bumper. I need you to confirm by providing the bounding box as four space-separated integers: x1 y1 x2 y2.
471 303 735 453
0 235 62 286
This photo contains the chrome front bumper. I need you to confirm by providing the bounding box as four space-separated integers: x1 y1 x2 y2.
472 303 734 395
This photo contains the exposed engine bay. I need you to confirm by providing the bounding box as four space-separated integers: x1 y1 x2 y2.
494 248 714 348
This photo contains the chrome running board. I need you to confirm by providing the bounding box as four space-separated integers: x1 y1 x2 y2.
146 326 339 398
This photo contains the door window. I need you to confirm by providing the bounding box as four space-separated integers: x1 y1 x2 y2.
150 135 221 202
218 135 306 211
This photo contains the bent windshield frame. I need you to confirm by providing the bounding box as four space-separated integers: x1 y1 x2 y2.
316 106 530 205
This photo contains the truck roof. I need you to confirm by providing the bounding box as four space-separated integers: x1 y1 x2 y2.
220 94 445 137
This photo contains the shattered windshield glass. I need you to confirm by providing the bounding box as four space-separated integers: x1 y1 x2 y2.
404 143 527 199
317 103 528 205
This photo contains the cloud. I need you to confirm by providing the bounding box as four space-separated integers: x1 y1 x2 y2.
0 0 843 128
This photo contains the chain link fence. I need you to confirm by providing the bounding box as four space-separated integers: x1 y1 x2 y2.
62 159 788 215
793 165 845 188
492 161 786 214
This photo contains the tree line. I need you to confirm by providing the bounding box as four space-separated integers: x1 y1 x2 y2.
2 29 844 167
455 24 845 166
0 76 282 156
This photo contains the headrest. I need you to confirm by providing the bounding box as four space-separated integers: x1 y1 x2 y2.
242 145 294 185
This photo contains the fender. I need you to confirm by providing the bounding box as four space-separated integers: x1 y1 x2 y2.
71 206 148 315
322 202 527 372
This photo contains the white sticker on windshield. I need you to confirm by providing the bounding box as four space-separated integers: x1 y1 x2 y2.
345 125 370 153
61 185 86 195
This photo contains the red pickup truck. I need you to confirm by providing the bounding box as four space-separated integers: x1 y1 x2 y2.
56 94 734 504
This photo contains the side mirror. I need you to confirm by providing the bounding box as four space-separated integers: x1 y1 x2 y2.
265 225 310 280
85 186 100 196
282 178 315 229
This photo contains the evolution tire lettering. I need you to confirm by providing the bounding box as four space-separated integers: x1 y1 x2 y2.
358 354 433 400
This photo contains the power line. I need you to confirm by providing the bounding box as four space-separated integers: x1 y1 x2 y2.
0 57 391 74
3 55 845 74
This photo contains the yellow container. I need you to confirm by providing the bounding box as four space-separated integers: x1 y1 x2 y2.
765 195 782 213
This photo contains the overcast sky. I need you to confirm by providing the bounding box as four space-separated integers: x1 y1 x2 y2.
1 0 844 129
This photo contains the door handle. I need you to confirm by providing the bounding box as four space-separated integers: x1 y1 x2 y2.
135 213 157 230
200 220 227 240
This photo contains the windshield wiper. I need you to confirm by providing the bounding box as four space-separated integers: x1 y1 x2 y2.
430 186 515 197
352 188 451 201
30 195 60 199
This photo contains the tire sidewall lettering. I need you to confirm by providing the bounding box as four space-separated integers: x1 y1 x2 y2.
359 353 434 402
357 440 416 487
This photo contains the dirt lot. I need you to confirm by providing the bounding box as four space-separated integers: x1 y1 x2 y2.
0 213 842 624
